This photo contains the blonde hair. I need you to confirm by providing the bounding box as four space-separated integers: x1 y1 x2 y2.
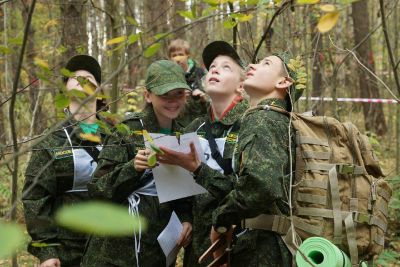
168 39 190 56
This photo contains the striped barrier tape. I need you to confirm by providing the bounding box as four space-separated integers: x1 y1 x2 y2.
299 97 398 104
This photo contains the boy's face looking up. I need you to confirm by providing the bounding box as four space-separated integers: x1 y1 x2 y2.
170 48 189 71
244 55 290 99
205 55 243 98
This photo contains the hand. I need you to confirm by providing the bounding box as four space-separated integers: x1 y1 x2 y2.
133 149 155 172
40 258 61 267
192 89 207 102
158 143 201 172
210 226 233 261
177 222 193 248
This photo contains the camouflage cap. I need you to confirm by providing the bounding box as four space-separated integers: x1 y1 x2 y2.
273 52 307 102
145 60 191 95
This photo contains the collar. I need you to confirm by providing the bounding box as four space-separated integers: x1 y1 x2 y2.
209 96 248 125
257 98 288 111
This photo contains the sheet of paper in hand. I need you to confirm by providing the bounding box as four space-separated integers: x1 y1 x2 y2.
157 211 183 267
146 132 207 203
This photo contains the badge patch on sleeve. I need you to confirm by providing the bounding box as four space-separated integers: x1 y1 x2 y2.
226 133 238 144
51 148 73 159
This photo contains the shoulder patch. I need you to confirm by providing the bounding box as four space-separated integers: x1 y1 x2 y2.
51 147 73 159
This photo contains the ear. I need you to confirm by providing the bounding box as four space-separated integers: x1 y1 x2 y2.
235 81 245 96
275 76 293 90
144 90 152 103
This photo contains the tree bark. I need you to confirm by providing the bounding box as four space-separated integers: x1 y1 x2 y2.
310 15 324 115
351 0 387 135
60 0 88 60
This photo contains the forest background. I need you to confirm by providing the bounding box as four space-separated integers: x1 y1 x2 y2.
0 0 399 266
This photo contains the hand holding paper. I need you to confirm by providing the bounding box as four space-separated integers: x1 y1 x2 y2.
158 142 201 172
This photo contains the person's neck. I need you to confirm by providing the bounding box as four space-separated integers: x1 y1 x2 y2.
249 91 283 108
155 112 172 130
210 94 238 119
69 102 97 123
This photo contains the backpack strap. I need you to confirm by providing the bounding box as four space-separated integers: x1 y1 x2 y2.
204 120 234 175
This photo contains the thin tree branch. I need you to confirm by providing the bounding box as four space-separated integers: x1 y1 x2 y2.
379 0 400 96
252 1 290 63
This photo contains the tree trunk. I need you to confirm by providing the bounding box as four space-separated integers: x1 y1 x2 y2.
351 0 387 135
21 0 46 135
310 15 324 115
60 0 88 60
172 0 186 39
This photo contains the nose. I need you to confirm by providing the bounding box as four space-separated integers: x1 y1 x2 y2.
210 67 219 74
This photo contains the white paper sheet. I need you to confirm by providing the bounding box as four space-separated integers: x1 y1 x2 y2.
157 211 183 267
146 132 207 203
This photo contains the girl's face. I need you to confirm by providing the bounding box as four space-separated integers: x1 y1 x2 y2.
205 55 243 97
66 70 98 116
244 55 286 96
145 89 186 121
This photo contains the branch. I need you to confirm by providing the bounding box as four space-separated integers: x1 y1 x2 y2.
252 1 290 63
379 0 400 96
8 0 36 224
0 0 11 6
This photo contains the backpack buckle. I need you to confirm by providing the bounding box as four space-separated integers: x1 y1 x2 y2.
338 164 355 174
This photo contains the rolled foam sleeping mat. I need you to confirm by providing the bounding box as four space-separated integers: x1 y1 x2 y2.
295 237 351 267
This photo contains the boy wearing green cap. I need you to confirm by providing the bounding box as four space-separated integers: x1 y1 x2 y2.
81 60 193 267
22 55 106 267
158 53 306 266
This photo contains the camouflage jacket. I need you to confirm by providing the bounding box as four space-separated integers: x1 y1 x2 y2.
22 121 105 266
83 105 192 267
177 60 208 127
194 98 294 267
184 98 248 266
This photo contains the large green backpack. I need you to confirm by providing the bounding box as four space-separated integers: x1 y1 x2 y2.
268 106 391 266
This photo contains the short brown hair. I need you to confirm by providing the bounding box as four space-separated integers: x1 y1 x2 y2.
168 39 190 56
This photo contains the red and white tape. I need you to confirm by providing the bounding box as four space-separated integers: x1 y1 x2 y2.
299 97 398 104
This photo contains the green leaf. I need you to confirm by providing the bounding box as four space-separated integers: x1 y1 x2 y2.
201 6 218 17
0 221 26 259
55 201 146 236
147 151 158 167
55 93 70 109
126 16 139 26
144 43 161 58
223 18 237 29
297 0 319 4
60 68 75 79
177 10 195 20
154 32 169 40
31 242 61 248
9 37 23 45
246 0 259 5
68 89 87 99
106 36 127 45
150 143 164 155
96 120 112 135
203 0 221 5
34 57 50 70
0 45 11 54
115 123 131 136
340 0 360 4
128 33 140 45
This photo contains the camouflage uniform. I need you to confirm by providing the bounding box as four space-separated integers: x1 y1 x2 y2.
22 123 105 266
183 98 249 267
82 105 192 267
193 98 294 267
178 59 208 127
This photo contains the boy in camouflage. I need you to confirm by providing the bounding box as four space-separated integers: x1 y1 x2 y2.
158 52 305 266
81 60 193 267
168 39 208 127
23 55 105 267
180 41 248 266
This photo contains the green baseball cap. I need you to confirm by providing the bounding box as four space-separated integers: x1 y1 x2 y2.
145 60 191 95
